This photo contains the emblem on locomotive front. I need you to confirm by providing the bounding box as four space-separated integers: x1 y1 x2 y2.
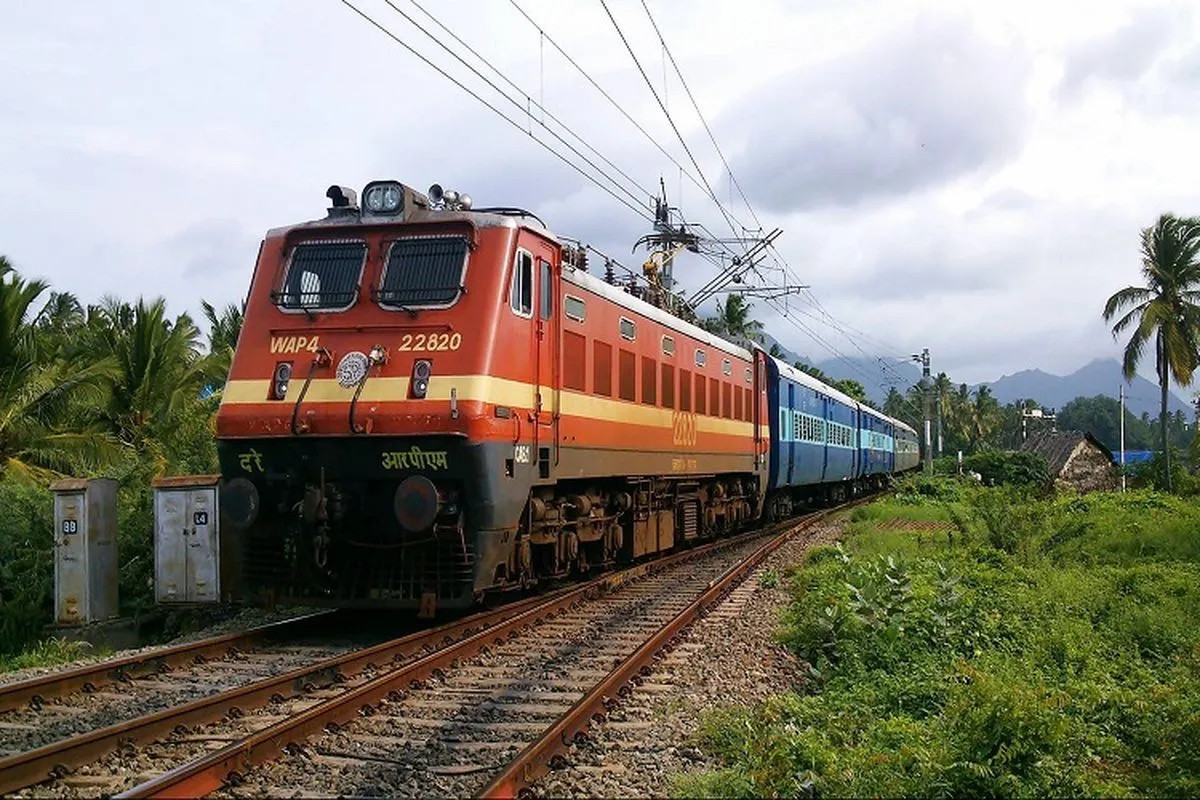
336 351 369 388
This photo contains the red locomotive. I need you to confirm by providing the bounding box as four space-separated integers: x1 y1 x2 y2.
216 180 768 612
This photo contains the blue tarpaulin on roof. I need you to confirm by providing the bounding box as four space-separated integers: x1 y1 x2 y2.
1115 450 1155 464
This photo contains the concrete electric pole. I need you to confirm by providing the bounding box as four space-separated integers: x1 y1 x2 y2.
913 348 932 473
1119 384 1126 493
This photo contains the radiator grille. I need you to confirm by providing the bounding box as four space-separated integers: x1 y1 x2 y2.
274 241 366 310
377 236 468 307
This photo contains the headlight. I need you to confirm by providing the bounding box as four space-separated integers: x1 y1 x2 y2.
271 361 292 400
411 359 432 399
363 181 403 214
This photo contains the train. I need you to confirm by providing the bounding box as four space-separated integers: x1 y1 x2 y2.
214 179 920 614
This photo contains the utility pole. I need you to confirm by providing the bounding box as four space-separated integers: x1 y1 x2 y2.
936 394 944 457
1119 384 1126 493
913 348 932 473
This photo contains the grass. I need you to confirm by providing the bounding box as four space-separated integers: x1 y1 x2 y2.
676 479 1200 798
0 637 106 673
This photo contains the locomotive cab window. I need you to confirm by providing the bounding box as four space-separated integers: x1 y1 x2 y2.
539 259 553 320
377 235 469 309
619 317 636 340
275 240 366 311
510 249 533 317
662 335 675 357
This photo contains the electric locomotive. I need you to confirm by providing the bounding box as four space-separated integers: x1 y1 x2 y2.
216 180 769 613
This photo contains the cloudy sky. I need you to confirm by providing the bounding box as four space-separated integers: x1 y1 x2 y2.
4 0 1199 391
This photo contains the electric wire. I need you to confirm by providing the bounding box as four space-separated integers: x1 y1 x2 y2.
377 0 652 213
597 0 746 244
506 0 721 220
340 0 654 223
637 0 763 233
403 0 656 205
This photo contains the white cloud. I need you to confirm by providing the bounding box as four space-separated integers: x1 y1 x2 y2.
1 0 1199 395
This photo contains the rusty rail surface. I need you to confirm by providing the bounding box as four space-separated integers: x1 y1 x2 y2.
0 610 339 714
479 504 859 799
112 527 781 799
0 589 569 797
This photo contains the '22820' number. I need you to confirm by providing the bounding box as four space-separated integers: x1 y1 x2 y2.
398 332 462 352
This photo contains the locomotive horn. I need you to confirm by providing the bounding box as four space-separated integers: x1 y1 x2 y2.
428 183 444 206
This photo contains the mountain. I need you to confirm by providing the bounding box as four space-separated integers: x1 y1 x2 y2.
757 335 1189 418
976 359 1190 419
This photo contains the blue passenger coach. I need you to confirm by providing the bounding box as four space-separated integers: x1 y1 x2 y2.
764 356 861 517
764 354 921 518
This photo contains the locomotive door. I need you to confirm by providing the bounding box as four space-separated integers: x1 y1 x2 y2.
532 248 559 476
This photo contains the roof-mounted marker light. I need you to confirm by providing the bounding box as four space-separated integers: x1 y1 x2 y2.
363 181 404 214
326 185 358 209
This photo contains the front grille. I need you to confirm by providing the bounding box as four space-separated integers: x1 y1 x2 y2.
274 241 366 310
376 236 468 307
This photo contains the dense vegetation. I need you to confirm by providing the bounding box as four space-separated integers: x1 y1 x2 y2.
678 479 1200 798
0 255 238 656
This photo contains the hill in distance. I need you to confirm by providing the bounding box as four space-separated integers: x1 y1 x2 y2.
974 359 1190 419
758 334 1189 419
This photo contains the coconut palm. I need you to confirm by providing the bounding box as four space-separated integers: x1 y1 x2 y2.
705 295 763 344
85 297 206 449
201 299 244 390
0 257 120 481
1103 214 1200 491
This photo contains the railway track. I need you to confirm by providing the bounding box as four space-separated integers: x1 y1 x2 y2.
1 503 856 799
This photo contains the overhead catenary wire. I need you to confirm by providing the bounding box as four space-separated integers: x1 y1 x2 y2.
340 0 654 224
377 0 653 213
596 0 748 246
506 0 725 224
402 0 657 205
348 0 925 403
636 0 764 234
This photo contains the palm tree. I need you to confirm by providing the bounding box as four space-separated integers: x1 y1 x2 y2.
0 257 120 481
1103 214 1200 491
706 295 763 344
85 297 206 449
201 299 244 390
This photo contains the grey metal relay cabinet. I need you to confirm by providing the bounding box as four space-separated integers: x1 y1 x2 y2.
51 478 119 625
153 475 221 604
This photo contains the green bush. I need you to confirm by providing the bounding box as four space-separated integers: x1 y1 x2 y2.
962 450 1051 488
0 482 55 655
683 487 1200 798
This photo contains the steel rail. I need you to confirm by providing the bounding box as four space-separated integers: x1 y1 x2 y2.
478 504 858 799
0 588 574 796
113 526 782 799
0 610 339 714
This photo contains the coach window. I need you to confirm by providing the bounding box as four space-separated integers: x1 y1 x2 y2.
695 349 707 368
564 295 586 322
662 335 675 357
619 317 636 340
510 249 533 317
539 259 552 320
